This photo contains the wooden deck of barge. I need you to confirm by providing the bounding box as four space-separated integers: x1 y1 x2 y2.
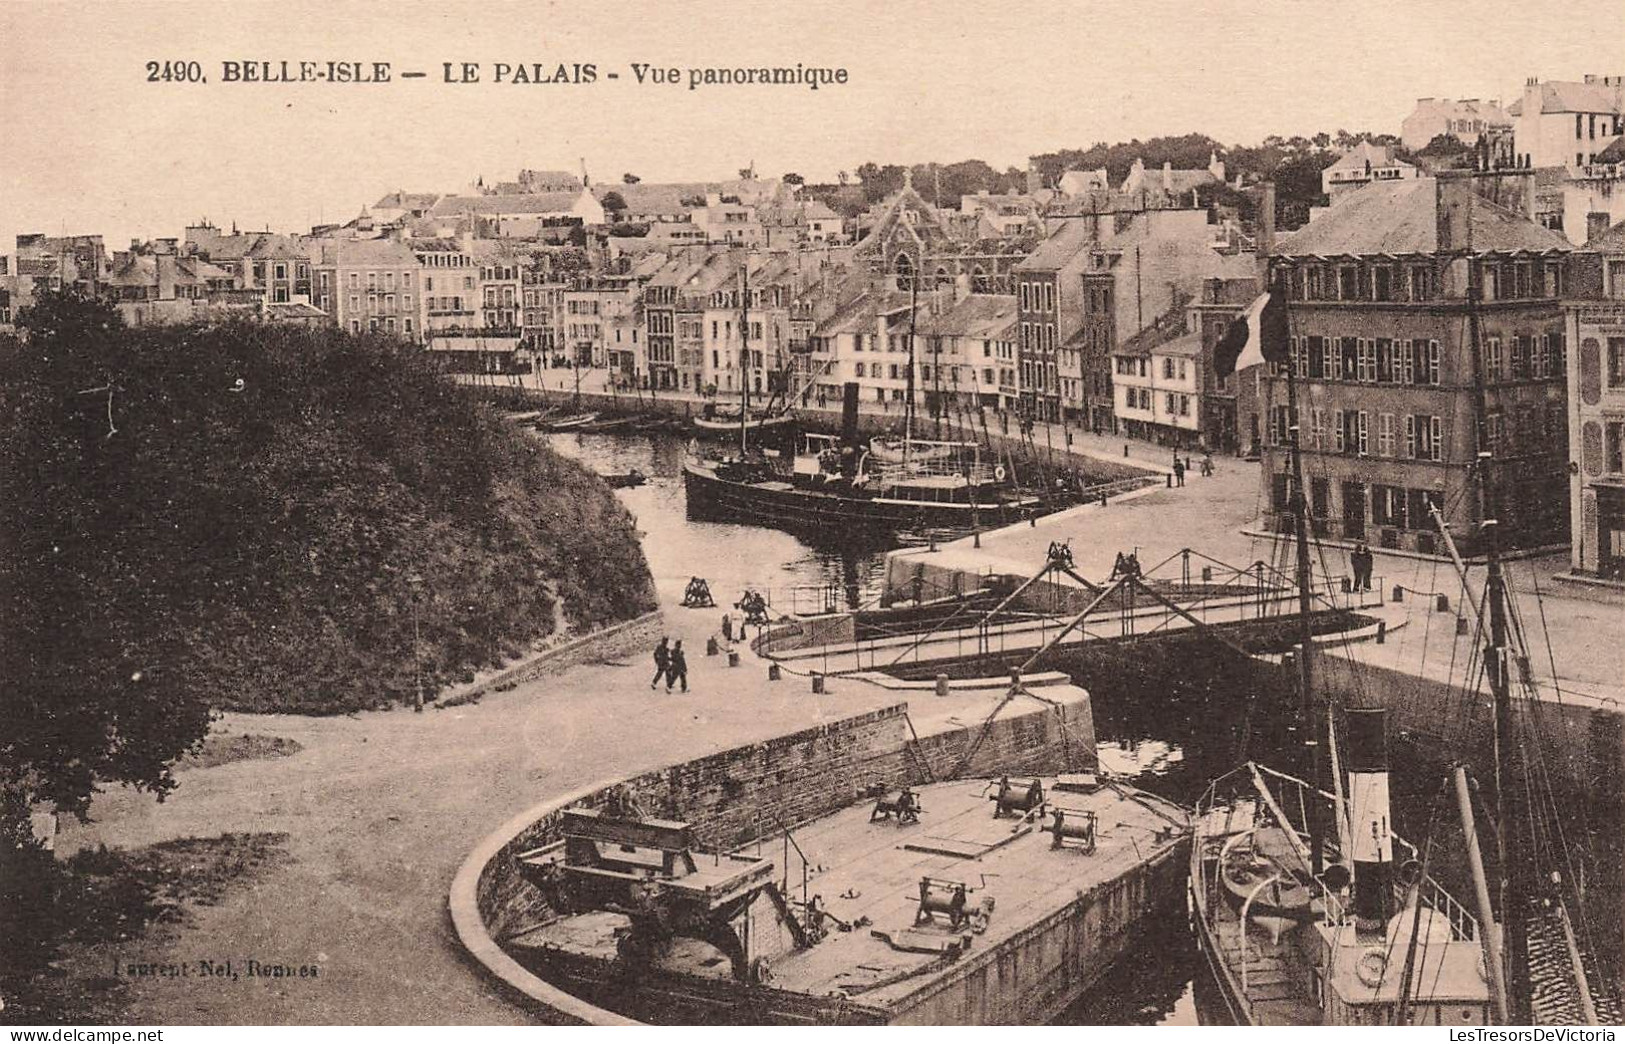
510 774 1190 1022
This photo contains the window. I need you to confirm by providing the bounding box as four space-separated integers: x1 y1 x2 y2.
1486 336 1503 381
1178 394 1190 416
1404 414 1417 459
1609 337 1625 388
1356 411 1369 455
349 272 359 288
1358 339 1376 382
1486 412 1503 453
1310 408 1326 449
854 362 866 377
1163 358 1175 380
1607 421 1624 475
1378 413 1395 457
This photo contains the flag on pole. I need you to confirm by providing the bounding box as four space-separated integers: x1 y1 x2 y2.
1214 284 1290 377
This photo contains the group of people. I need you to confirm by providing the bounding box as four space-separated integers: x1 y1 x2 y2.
650 636 689 693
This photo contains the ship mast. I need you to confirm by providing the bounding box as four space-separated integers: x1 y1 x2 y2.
740 256 750 457
1461 211 1532 1023
904 250 919 467
1279 264 1326 880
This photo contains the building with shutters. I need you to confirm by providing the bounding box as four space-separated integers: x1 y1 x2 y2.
1259 174 1574 556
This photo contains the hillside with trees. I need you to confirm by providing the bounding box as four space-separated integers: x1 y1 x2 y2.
0 292 655 830
805 129 1402 230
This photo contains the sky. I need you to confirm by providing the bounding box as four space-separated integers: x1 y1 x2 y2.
3 0 1623 249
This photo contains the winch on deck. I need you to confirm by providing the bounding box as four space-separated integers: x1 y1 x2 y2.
516 800 812 984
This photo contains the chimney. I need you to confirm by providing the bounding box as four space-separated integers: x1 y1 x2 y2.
1435 172 1474 254
1258 180 1276 268
156 255 177 300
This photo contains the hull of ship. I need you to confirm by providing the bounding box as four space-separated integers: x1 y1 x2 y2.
514 812 1190 1025
691 414 798 439
683 462 1030 536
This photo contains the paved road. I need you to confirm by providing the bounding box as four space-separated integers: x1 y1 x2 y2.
56 595 915 1023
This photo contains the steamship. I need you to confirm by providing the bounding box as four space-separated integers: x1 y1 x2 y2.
684 384 1052 539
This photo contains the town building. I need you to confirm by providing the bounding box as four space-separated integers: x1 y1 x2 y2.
1508 75 1624 170
918 288 1020 412
103 251 256 326
313 238 424 340
1259 174 1573 556
1400 97 1511 151
1014 220 1097 422
1110 277 1258 452
1320 141 1420 201
1118 155 1225 207
428 189 606 236
1563 220 1625 580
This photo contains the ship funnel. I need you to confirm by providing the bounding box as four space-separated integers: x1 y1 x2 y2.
1347 708 1393 931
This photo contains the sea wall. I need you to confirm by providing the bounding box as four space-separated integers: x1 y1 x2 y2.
450 677 1095 1023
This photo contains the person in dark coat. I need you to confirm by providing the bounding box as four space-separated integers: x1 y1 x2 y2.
666 640 688 693
650 637 670 690
1351 543 1374 592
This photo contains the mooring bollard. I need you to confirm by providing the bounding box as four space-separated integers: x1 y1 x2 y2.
728 650 740 668
1393 584 1404 603
1341 576 1352 593
811 672 825 694
768 663 781 682
1435 593 1450 613
1009 668 1022 687
935 673 949 697
1456 615 1469 635
1166 473 1173 488
706 637 719 657
1376 621 1387 644
1202 565 1213 581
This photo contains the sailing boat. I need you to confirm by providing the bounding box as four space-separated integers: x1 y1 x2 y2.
692 256 795 440
869 258 987 477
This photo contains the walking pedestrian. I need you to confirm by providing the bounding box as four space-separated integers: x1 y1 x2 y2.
666 640 689 693
650 636 670 690
1173 459 1186 487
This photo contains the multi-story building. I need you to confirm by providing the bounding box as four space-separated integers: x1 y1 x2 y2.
314 238 423 340
1509 75 1624 170
918 289 1019 413
1321 141 1419 201
1563 221 1625 580
242 234 314 307
1259 174 1573 555
1014 220 1096 422
103 251 256 326
1400 97 1511 151
1109 277 1257 451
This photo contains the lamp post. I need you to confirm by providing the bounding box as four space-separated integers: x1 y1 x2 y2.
407 573 424 713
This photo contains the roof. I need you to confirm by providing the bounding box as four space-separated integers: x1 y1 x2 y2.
244 233 309 260
1276 177 1572 257
1597 137 1625 164
316 239 419 266
372 191 441 211
105 255 233 287
265 301 329 319
1326 140 1415 172
802 201 840 220
597 183 713 216
430 191 588 217
1507 79 1624 116
1014 218 1098 272
917 293 1017 339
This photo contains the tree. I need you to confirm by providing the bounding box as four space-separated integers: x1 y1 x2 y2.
621 173 641 184
600 190 628 217
0 292 653 838
782 172 804 186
